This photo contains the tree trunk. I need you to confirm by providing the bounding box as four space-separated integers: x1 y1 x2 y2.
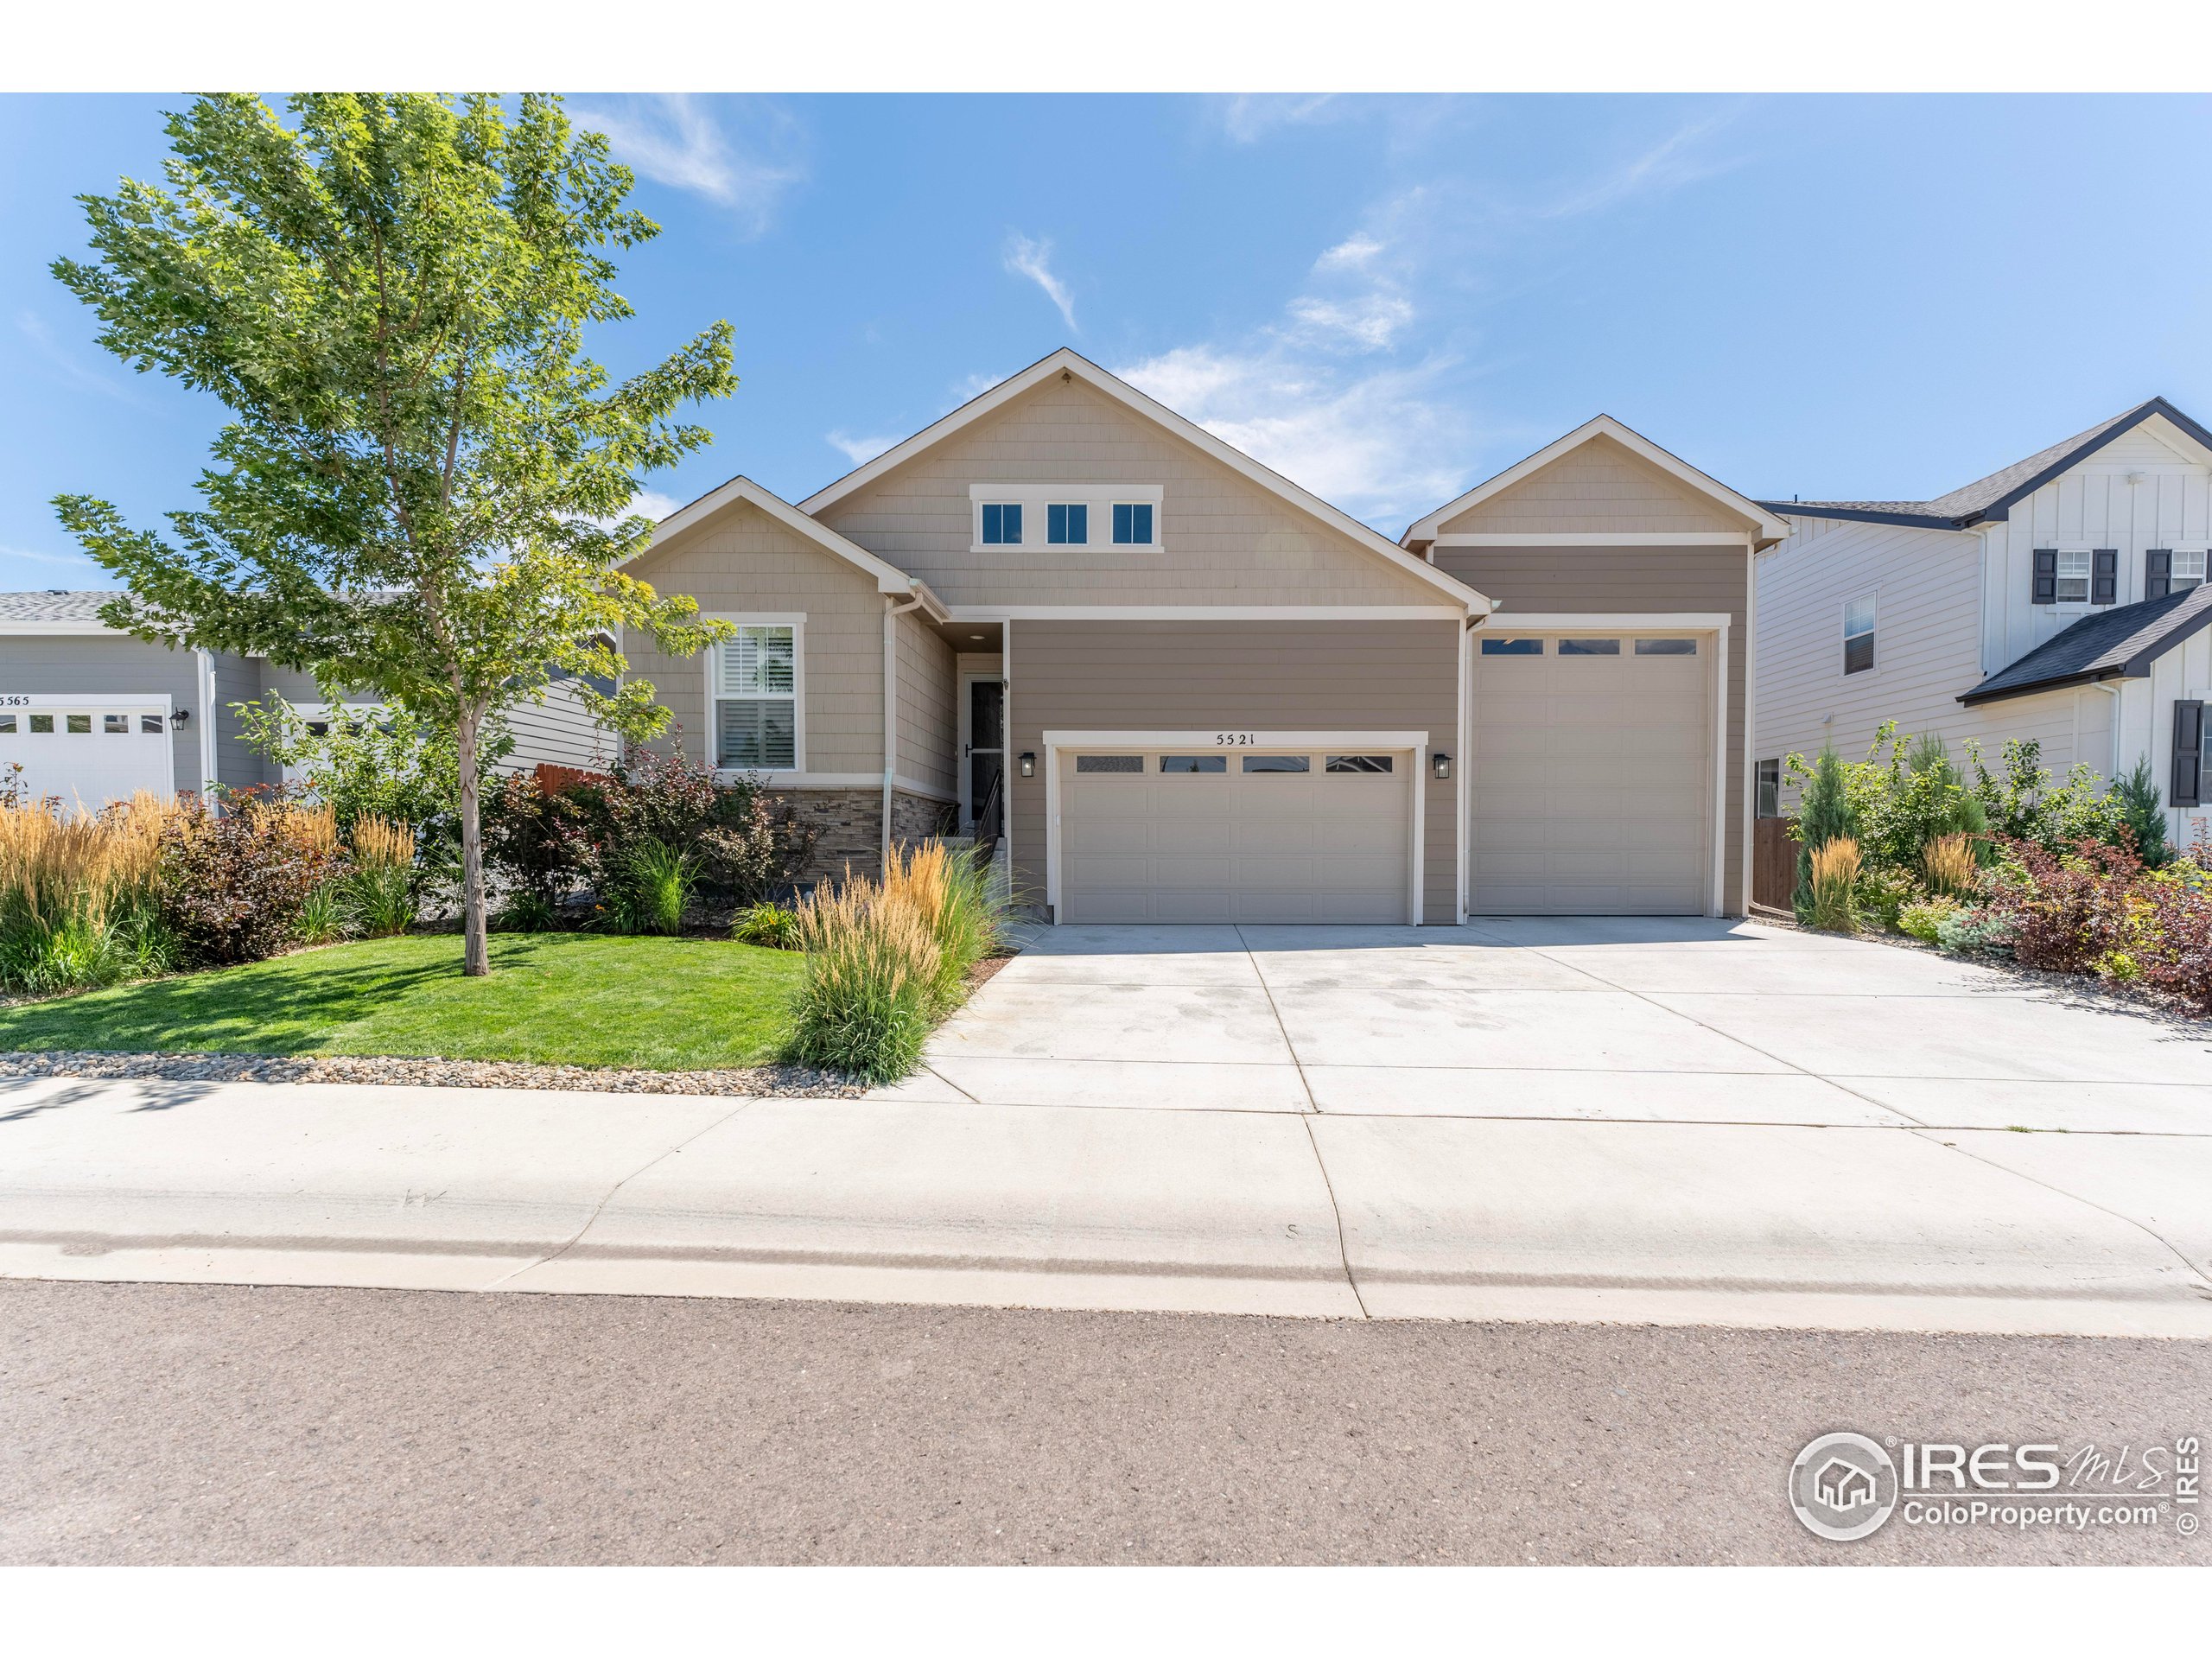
458 701 490 976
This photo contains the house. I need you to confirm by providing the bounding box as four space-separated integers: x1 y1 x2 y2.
1751 398 2212 844
625 349 1783 922
0 589 605 807
1815 1456 1878 1513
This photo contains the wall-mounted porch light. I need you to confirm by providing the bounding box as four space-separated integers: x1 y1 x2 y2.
169 708 191 728
1019 751 1036 779
1432 752 1452 781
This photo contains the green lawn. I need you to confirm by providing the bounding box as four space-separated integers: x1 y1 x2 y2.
0 933 804 1070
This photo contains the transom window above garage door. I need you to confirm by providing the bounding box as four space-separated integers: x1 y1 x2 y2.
1159 754 1225 772
1325 755 1393 773
1480 637 1544 656
1242 754 1309 772
1557 638 1620 656
1073 753 1144 773
1633 638 1698 656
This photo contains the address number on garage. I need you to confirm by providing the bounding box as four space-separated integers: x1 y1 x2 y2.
1213 732 1257 747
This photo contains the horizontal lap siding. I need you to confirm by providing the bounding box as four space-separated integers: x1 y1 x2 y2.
817 378 1443 608
504 682 610 775
1436 545 1748 913
1012 620 1460 923
895 609 957 797
626 501 884 773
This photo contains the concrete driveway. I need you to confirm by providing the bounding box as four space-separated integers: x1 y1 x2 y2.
874 917 2212 1332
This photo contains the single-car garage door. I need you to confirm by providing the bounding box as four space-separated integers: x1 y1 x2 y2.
0 697 175 812
1470 632 1713 914
1058 746 1413 924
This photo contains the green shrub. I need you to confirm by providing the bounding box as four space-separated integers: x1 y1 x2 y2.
495 890 562 932
617 841 698 936
1935 906 2017 956
734 900 799 949
1855 865 1917 932
2111 757 2171 868
1964 736 2128 855
296 880 348 945
1898 895 1961 944
1789 746 1859 921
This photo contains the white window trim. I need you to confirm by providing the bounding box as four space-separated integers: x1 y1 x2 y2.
968 482 1166 555
1842 591 1877 676
2053 547 2095 607
2171 549 2209 588
703 613 805 778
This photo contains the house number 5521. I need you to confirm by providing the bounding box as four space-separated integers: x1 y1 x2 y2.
1214 732 1255 746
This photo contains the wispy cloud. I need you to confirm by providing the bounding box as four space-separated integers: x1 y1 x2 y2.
1002 233 1077 332
1535 107 1745 219
1215 95 1341 144
825 429 905 467
17 311 143 404
571 94 805 235
1 543 105 587
627 489 685 523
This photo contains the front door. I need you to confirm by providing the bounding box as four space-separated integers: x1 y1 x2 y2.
967 679 1004 838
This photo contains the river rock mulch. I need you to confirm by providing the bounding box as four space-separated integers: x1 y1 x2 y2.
0 1050 868 1096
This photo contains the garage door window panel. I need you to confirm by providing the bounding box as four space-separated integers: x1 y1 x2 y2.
1242 754 1310 772
1633 639 1698 656
1160 754 1226 773
1075 754 1144 773
1558 639 1620 656
1480 638 1545 657
1325 755 1393 773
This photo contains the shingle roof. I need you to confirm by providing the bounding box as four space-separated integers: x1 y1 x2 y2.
1761 397 2212 531
1959 584 2212 706
0 588 120 624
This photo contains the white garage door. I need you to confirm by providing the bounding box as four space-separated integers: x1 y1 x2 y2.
1470 632 1713 914
0 697 175 812
1058 746 1413 924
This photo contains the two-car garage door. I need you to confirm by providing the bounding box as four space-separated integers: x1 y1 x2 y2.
0 697 175 810
1057 746 1414 924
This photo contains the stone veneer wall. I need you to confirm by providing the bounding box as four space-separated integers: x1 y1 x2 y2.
770 786 954 882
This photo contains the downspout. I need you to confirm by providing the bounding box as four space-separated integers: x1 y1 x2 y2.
2091 678 2123 782
194 647 219 798
882 590 926 870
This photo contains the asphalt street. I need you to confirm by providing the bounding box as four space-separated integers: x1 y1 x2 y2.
3 1279 2206 1566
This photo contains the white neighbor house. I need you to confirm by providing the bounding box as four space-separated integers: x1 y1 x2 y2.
1753 397 2212 849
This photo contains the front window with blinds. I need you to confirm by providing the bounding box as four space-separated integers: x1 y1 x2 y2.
716 624 798 770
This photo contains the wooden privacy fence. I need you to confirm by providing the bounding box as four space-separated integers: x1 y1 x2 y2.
1752 817 1797 914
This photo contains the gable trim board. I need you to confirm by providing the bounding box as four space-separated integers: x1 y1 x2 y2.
1434 532 1766 549
1402 415 1789 549
642 474 950 620
798 347 1489 614
946 605 1469 622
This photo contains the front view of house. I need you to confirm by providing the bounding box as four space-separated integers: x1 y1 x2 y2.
626 349 1783 923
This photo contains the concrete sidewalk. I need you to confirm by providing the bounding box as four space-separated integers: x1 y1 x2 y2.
4 1066 2210 1337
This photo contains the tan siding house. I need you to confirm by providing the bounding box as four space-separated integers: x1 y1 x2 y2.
614 353 1770 918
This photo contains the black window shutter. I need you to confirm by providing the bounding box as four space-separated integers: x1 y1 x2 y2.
2173 701 2203 808
2147 549 2172 600
2092 548 2119 605
2032 548 2057 604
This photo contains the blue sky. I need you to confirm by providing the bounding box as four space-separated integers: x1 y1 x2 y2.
4 92 2210 591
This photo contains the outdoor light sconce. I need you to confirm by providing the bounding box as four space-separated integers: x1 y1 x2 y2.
169 708 191 728
1019 751 1036 778
1432 752 1452 780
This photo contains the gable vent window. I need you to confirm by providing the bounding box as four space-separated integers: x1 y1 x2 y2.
1843 594 1876 675
715 624 798 770
1047 504 1089 545
1111 503 1154 545
2174 700 2205 809
981 503 1023 545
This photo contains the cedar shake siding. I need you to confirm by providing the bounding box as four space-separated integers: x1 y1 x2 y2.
1009 619 1462 924
1433 543 1749 914
815 376 1446 609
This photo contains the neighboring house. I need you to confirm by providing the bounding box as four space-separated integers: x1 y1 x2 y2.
0 589 605 808
1751 397 2212 847
627 350 1779 921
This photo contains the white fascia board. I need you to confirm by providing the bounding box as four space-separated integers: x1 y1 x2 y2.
1484 613 1733 631
1403 414 1789 545
798 347 1489 613
944 605 1464 622
635 475 921 598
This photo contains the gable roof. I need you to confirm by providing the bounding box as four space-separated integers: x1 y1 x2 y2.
0 589 116 625
1766 397 2212 531
1959 583 2212 706
797 346 1488 612
1400 415 1789 548
635 475 948 620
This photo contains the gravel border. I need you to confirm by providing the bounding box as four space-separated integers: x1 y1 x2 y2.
0 1050 868 1097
